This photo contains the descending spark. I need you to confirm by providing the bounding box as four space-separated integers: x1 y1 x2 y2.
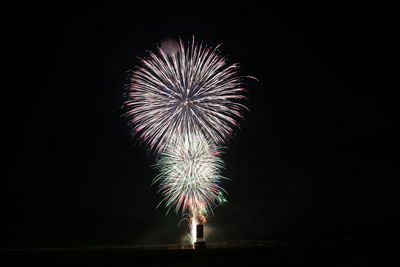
125 38 248 151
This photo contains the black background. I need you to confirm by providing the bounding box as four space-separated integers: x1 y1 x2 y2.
3 2 398 248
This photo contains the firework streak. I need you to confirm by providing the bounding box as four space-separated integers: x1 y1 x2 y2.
125 38 249 241
153 133 226 215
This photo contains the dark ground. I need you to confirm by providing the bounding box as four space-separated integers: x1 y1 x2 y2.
1 237 397 266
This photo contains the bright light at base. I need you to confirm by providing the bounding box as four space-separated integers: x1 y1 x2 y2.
191 217 197 245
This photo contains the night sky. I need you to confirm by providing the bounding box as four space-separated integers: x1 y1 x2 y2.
3 2 398 248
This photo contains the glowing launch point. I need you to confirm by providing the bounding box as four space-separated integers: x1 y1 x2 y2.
194 224 206 250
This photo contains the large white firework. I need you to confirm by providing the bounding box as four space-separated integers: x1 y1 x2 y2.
153 133 226 215
125 38 247 151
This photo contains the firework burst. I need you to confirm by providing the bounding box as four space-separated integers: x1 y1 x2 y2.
153 133 227 216
125 38 248 151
